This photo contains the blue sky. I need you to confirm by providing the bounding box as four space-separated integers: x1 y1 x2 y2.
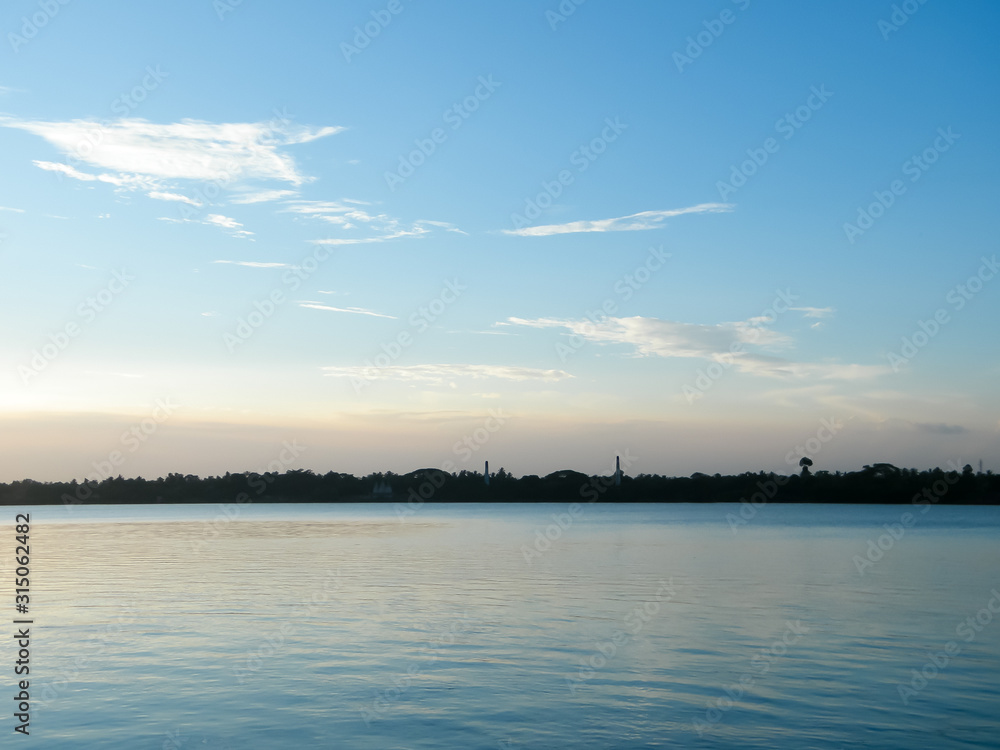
1 0 998 482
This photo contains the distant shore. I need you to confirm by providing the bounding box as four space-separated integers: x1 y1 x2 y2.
2 463 997 506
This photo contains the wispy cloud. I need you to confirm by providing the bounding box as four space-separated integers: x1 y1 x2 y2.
298 301 396 319
230 189 299 204
287 200 464 245
284 200 377 228
212 260 288 268
502 203 732 237
321 364 573 384
160 213 253 239
33 160 153 189
3 117 343 187
504 314 791 357
913 422 968 435
504 314 888 381
148 190 202 206
0 206 24 213
418 219 468 235
790 306 835 318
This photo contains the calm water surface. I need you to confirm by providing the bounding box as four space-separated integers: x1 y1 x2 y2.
3 502 999 748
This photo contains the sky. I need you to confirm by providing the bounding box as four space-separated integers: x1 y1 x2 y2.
1 0 998 483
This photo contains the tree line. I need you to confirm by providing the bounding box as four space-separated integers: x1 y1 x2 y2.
0 462 996 506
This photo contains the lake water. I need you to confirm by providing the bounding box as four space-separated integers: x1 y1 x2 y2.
3 502 999 748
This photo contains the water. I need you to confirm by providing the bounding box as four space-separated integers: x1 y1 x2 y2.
3 502 999 748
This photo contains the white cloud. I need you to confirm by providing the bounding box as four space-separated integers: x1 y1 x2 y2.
212 260 288 268
504 314 888 381
33 160 153 189
505 314 791 358
3 116 343 187
298 302 396 319
790 306 835 318
321 364 573 384
160 213 253 239
230 189 299 204
733 357 891 380
287 200 464 245
0 205 24 213
309 231 419 247
205 214 244 231
148 190 202 206
502 203 732 237
417 219 468 235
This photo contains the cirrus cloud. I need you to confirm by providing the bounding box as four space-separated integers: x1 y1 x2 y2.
503 314 889 381
502 203 732 237
3 115 343 186
322 364 573 384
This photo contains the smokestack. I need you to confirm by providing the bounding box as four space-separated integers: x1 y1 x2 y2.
485 460 490 486
615 455 621 487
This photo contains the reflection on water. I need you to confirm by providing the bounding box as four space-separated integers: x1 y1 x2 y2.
3 503 999 748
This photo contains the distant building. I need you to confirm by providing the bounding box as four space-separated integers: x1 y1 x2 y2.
372 480 393 498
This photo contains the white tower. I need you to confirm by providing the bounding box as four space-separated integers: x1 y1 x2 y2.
615 455 621 487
